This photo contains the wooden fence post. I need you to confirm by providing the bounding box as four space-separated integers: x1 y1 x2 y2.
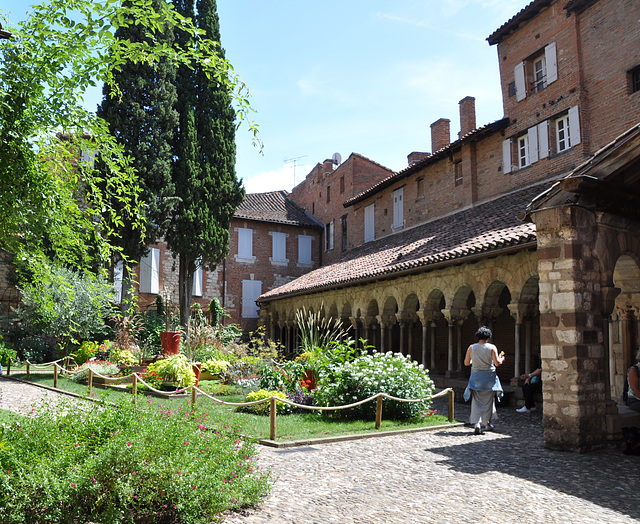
191 386 197 411
270 398 277 441
375 394 383 429
132 374 138 404
88 368 93 395
6 357 10 376
53 364 58 389
26 362 30 380
448 388 455 422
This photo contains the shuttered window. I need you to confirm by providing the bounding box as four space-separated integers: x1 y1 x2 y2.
237 228 253 259
139 248 160 294
364 204 375 242
242 280 262 318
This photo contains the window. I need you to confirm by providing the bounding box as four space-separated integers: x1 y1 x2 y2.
271 232 287 263
631 65 640 93
454 161 463 187
139 248 160 294
533 55 546 93
193 261 203 297
326 185 331 203
341 214 348 252
364 203 375 243
514 42 557 101
393 187 404 229
113 260 124 303
241 280 262 318
340 176 345 194
298 235 312 264
518 135 530 168
237 228 253 260
325 220 334 251
556 114 571 152
416 177 424 198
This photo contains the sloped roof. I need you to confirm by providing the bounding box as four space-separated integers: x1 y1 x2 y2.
234 191 322 228
487 0 551 45
344 118 509 207
259 182 545 302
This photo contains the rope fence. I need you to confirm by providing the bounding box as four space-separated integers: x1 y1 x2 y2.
6 358 456 441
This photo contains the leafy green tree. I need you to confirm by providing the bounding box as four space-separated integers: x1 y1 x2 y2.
168 0 245 328
97 0 179 310
0 0 257 289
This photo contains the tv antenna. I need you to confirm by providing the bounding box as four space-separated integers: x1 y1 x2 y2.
284 155 307 187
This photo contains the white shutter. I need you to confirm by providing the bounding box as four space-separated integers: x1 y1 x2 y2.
114 260 123 303
502 139 512 174
514 62 526 101
528 126 539 164
329 220 334 251
272 232 286 262
298 235 312 264
538 121 549 159
139 248 159 294
568 105 581 146
364 204 375 242
393 187 404 229
238 228 253 259
545 42 558 84
192 262 202 297
242 280 262 318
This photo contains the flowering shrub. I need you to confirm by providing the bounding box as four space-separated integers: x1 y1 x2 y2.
240 389 290 415
258 359 306 393
0 396 268 523
70 360 120 383
286 388 314 414
314 351 435 420
146 354 195 388
109 345 137 366
71 340 99 365
200 358 230 375
136 368 163 391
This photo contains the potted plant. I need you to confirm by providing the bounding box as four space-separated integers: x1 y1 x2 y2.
158 287 181 356
145 354 196 389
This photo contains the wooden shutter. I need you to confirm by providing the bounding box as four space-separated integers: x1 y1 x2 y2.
272 232 286 262
298 235 312 264
538 121 549 159
393 187 404 229
114 260 123 303
364 204 375 242
242 280 262 318
528 126 539 164
568 105 581 146
139 248 159 294
514 62 526 101
545 42 558 84
502 139 512 174
238 228 253 259
192 262 202 297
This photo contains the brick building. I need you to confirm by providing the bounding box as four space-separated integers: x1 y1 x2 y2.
129 191 322 333
257 0 640 451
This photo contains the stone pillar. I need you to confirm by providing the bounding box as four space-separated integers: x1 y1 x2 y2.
456 320 464 371
349 317 360 348
407 321 414 359
397 314 405 355
524 318 532 375
422 322 428 367
430 322 437 372
377 316 387 353
508 304 526 382
442 310 455 377
531 205 607 452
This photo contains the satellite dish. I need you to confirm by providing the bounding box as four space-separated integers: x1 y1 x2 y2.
331 152 342 165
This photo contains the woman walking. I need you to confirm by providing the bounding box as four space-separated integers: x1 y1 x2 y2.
464 326 505 435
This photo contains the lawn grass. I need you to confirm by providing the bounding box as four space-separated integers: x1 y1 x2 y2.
8 373 458 441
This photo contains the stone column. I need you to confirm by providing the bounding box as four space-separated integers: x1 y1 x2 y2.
377 316 387 353
524 318 532 375
508 304 526 382
442 310 455 377
349 317 360 348
421 321 428 367
396 314 405 355
430 321 437 372
531 204 607 452
407 321 414 359
456 320 464 371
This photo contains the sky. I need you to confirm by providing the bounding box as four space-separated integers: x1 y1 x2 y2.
0 0 532 194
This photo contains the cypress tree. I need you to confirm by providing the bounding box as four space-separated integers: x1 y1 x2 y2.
168 0 245 328
97 0 178 309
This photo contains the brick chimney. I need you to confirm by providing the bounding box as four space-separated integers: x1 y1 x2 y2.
459 96 476 138
407 151 430 166
430 118 451 152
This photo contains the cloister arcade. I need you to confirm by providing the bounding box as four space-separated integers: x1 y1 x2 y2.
260 250 541 386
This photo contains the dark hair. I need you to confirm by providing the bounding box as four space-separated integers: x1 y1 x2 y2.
475 326 492 341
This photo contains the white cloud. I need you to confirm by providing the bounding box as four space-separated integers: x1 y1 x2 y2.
242 163 313 194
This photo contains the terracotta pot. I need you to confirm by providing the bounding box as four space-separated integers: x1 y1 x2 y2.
161 331 181 356
302 369 318 390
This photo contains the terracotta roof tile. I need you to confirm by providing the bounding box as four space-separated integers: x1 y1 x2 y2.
259 183 543 301
235 191 322 228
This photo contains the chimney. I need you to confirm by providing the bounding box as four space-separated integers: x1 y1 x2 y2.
459 96 476 138
430 118 450 152
407 151 431 166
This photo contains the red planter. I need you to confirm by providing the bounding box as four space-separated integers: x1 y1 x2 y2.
302 369 318 390
192 363 201 387
161 331 181 356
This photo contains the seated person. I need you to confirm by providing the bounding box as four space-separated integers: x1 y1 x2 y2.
627 349 640 413
516 367 542 413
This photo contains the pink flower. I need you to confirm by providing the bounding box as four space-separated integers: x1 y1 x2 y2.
71 482 77 487
193 485 197 489
233 498 237 503
93 478 97 484
127 442 131 447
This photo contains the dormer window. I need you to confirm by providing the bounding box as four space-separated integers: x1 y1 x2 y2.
514 42 557 101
